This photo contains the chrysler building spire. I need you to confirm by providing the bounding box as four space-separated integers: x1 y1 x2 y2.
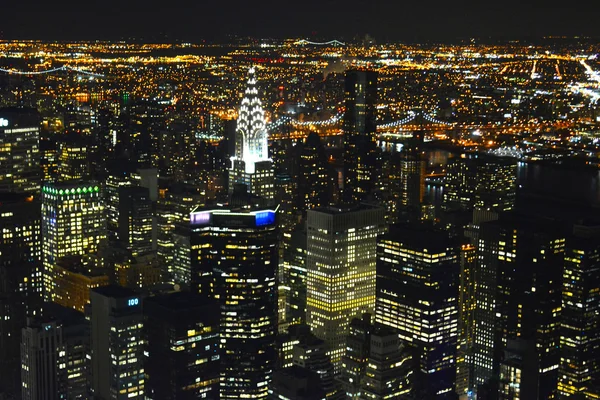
235 67 269 168
229 67 274 200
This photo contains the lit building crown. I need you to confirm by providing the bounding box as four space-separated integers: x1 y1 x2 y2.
234 67 269 173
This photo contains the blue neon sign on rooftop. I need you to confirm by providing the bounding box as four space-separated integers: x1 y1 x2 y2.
255 211 275 226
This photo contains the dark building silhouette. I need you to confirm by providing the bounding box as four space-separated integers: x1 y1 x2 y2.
118 185 153 256
144 291 220 399
269 366 327 400
342 69 378 204
0 193 42 398
297 132 331 213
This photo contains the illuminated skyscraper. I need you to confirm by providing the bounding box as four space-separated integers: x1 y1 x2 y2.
342 70 378 204
0 107 41 193
90 286 145 400
340 314 373 398
41 182 106 301
557 229 600 399
375 225 459 398
498 339 539 400
398 140 425 218
306 205 386 372
189 200 278 399
20 304 89 400
0 193 42 397
57 134 90 182
229 67 274 200
474 215 564 399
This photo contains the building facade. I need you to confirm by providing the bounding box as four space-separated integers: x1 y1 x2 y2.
189 204 278 399
0 107 41 193
375 225 459 398
306 205 385 372
90 286 145 400
42 182 106 301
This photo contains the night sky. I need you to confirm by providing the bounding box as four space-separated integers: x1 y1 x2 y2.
2 0 599 42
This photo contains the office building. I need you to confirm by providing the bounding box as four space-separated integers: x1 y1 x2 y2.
114 253 162 289
52 256 109 312
57 134 90 181
156 182 208 279
0 193 42 397
144 291 220 400
189 201 278 399
90 286 145 400
282 228 307 326
42 182 106 301
498 339 539 400
342 69 378 204
106 165 158 241
297 132 331 213
557 230 600 399
276 323 343 399
359 326 413 399
118 186 153 256
443 156 517 213
0 107 41 193
474 215 565 399
306 205 386 372
20 304 89 400
229 67 274 200
277 324 312 369
456 244 477 398
340 314 413 399
375 225 459 398
340 314 374 398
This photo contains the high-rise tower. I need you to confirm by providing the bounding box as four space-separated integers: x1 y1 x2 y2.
306 205 386 373
0 107 41 194
41 182 106 301
229 67 274 200
189 199 278 399
90 286 145 400
375 225 459 398
342 70 378 204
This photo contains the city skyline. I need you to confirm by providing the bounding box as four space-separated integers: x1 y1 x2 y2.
1 15 600 400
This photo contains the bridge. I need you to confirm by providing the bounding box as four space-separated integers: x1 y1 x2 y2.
294 39 346 46
266 108 454 136
0 65 105 78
